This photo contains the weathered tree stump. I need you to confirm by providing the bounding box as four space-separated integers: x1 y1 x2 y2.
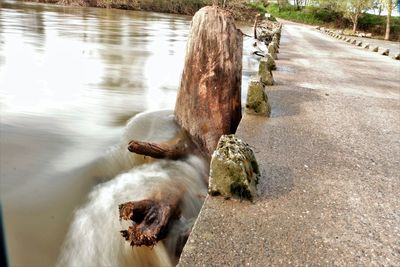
121 6 243 248
175 6 243 160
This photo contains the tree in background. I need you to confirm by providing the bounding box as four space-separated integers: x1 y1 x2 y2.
383 0 399 40
341 0 374 33
319 0 373 33
277 0 289 10
293 0 305 10
372 0 384 15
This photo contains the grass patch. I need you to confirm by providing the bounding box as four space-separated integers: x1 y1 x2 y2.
264 3 400 40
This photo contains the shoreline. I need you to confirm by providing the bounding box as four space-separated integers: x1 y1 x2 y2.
25 0 260 22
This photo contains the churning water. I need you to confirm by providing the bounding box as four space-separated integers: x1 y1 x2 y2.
56 110 208 267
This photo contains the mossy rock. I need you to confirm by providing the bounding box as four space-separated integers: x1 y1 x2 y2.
381 49 389 56
261 54 276 71
209 135 260 201
268 44 278 60
245 77 271 116
258 58 274 86
272 35 279 47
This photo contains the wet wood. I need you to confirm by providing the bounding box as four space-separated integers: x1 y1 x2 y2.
175 6 243 159
253 13 261 39
127 130 194 160
119 192 182 247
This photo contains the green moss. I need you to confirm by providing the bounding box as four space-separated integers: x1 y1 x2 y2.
209 135 260 201
245 78 270 116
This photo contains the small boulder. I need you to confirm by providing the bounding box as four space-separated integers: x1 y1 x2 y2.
393 53 400 60
262 53 276 71
381 49 389 56
258 59 274 85
364 43 370 49
272 35 279 47
351 39 357 45
209 135 260 201
268 43 278 60
245 77 271 116
372 46 379 52
357 41 363 47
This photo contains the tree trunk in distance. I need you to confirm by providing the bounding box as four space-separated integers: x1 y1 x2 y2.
385 0 392 40
352 14 358 34
175 6 243 160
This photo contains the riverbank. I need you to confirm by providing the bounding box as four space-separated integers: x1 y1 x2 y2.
26 0 260 22
263 3 400 41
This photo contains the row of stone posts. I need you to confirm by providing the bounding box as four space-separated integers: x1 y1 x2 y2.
245 24 282 117
207 24 283 202
317 27 399 60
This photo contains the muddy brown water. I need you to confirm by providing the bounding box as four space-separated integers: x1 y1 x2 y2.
0 1 258 266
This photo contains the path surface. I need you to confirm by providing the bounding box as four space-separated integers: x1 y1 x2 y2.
179 21 400 266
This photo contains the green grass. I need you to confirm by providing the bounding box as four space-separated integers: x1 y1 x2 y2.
265 4 325 25
263 3 400 40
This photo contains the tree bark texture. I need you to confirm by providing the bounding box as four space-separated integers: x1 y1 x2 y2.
175 6 243 159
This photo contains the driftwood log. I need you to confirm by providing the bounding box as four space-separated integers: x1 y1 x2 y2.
119 189 182 247
120 6 243 248
127 129 195 160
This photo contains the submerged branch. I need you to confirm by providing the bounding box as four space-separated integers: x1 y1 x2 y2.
119 193 182 247
127 130 194 160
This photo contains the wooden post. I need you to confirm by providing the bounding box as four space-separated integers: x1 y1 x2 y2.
175 6 243 159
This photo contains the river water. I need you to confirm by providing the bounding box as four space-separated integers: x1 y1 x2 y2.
0 1 258 266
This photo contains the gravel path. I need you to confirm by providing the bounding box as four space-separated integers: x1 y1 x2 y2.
179 20 400 266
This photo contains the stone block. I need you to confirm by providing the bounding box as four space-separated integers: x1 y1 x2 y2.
209 135 260 200
262 53 276 71
268 43 278 60
381 49 389 56
245 77 271 116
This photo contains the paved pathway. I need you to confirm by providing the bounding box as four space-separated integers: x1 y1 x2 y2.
179 21 400 266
